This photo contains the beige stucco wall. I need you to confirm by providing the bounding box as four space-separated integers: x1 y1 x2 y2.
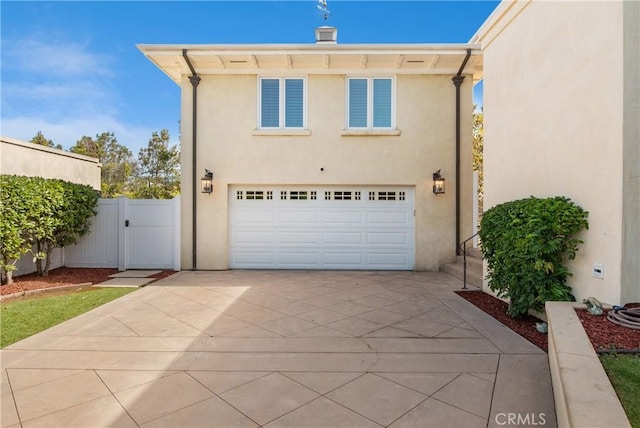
621 0 640 303
180 72 474 270
0 137 101 190
475 0 639 304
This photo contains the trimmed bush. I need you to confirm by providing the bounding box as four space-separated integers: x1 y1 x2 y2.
0 175 98 283
479 196 588 317
35 179 98 276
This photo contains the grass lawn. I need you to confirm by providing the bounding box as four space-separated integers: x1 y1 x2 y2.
600 354 640 428
1 287 136 348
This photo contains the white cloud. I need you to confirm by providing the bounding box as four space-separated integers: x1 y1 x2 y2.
4 38 114 77
0 36 179 154
2 36 118 118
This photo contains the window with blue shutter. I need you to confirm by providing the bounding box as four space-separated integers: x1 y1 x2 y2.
348 79 368 128
261 79 280 128
373 78 392 128
259 77 305 129
285 79 304 128
347 77 394 130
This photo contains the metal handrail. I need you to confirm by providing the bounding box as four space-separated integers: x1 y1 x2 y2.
459 232 480 289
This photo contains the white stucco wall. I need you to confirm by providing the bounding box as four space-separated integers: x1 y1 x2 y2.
179 72 474 270
474 0 639 304
0 136 101 190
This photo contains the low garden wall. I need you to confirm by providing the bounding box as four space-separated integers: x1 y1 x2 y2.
545 302 630 428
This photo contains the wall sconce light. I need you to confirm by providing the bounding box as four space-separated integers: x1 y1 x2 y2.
433 169 445 195
201 169 213 194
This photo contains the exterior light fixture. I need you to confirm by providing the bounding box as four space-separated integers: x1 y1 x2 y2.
201 169 213 194
433 169 445 195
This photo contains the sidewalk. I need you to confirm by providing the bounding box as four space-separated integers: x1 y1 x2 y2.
1 270 555 427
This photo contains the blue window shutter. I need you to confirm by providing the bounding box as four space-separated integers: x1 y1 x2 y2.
285 79 304 128
349 79 368 128
373 78 392 128
261 79 280 128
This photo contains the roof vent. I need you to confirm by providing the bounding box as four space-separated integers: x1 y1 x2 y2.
315 26 337 44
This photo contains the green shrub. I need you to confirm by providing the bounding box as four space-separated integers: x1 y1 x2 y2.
479 196 588 317
0 175 98 283
35 180 98 276
0 175 57 284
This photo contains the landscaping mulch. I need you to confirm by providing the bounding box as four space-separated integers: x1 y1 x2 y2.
1 267 176 296
456 290 640 354
455 290 548 351
576 305 640 352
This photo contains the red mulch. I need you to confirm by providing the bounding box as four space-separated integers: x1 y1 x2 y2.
456 290 640 353
1 267 176 296
576 306 640 352
455 290 548 351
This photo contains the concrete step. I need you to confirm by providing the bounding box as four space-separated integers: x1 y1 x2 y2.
466 247 483 259
440 262 483 288
456 255 483 270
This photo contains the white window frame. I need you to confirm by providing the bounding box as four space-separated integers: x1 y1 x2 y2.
346 76 396 130
257 76 307 130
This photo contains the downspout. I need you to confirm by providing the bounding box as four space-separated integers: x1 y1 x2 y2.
182 49 201 269
452 48 471 256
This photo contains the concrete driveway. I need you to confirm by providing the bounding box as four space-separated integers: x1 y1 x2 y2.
1 271 555 427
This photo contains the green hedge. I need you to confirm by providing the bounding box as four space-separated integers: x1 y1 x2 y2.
0 175 98 284
479 196 588 317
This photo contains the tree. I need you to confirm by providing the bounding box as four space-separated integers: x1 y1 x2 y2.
472 106 484 214
70 135 104 159
131 129 180 199
30 131 54 148
70 132 136 198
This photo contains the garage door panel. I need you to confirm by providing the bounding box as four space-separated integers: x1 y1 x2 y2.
322 252 364 266
279 209 319 223
323 232 364 245
367 232 410 245
235 230 275 244
234 251 275 265
278 232 320 244
367 211 411 225
235 210 275 223
322 210 363 224
367 252 410 266
278 252 320 265
229 186 414 270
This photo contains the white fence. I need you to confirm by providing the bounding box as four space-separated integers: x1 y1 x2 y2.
12 197 180 277
66 197 180 271
65 199 120 268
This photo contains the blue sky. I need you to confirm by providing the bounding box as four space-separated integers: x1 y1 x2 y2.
1 1 498 153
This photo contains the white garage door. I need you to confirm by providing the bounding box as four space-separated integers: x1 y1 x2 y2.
229 186 414 270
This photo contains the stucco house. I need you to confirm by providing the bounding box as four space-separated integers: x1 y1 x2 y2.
139 28 481 271
471 0 639 305
0 136 102 276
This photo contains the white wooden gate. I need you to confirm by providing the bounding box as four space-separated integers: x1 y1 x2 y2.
65 197 180 271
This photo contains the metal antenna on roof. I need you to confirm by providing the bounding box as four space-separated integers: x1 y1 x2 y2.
317 0 330 21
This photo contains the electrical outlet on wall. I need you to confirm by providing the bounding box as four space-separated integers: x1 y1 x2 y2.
592 263 604 279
